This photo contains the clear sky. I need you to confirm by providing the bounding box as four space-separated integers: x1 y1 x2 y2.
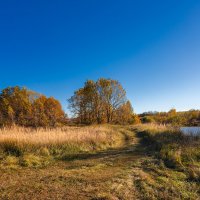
0 0 200 114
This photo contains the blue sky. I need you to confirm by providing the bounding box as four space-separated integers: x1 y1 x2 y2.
0 0 200 113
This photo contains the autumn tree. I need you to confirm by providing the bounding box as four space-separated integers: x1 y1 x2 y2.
44 97 65 126
96 78 126 123
68 78 137 124
68 80 98 124
31 96 49 127
114 101 135 124
119 101 141 124
31 96 65 127
0 86 66 127
0 86 32 126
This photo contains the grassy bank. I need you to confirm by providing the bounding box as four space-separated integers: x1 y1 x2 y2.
136 124 200 180
0 125 133 168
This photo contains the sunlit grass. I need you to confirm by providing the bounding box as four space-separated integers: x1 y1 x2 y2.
0 125 117 146
0 125 128 167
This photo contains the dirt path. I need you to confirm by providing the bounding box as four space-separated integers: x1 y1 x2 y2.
0 130 147 200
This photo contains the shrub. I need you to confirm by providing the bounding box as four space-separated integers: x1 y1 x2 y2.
142 116 155 123
20 154 42 167
3 155 19 166
39 147 50 157
1 141 23 156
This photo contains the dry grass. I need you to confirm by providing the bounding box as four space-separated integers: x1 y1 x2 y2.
0 125 128 167
133 123 170 132
0 126 139 200
0 125 116 146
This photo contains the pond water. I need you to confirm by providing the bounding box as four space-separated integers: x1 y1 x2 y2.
180 127 200 136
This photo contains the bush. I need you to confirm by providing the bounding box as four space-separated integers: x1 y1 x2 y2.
2 141 23 156
39 147 50 157
142 116 155 123
3 155 19 166
20 154 42 167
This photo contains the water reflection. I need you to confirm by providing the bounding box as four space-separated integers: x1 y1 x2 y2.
180 127 200 136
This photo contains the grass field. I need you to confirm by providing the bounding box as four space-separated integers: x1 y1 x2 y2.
0 125 129 168
0 124 200 199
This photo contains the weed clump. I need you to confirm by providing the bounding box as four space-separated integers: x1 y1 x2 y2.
3 155 19 166
20 154 42 167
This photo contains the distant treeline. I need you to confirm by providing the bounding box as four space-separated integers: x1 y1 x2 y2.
0 78 140 127
1 79 199 127
0 86 66 127
140 109 200 126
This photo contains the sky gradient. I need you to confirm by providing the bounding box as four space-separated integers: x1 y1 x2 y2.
0 0 200 113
